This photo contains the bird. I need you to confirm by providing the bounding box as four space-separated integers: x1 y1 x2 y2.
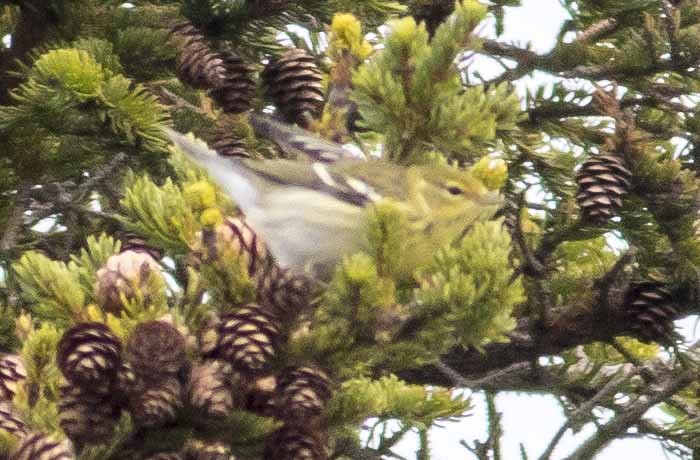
164 115 502 281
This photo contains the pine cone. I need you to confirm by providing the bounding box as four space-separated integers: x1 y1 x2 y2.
10 432 75 460
58 381 119 445
262 48 324 125
145 453 184 460
201 304 280 374
215 217 315 318
210 129 249 158
264 425 326 460
187 360 234 419
113 361 141 407
208 51 256 114
94 250 161 315
183 440 235 460
171 23 254 113
625 278 679 344
57 322 121 388
127 320 187 383
256 266 315 319
0 402 27 437
576 153 632 225
130 377 183 428
276 366 331 422
0 354 26 402
244 375 277 418
171 22 225 90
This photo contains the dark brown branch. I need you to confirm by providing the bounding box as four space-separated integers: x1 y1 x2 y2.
398 277 695 386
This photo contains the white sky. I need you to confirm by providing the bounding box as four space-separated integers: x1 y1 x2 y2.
387 1 682 459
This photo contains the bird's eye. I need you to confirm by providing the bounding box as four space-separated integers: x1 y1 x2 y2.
447 185 463 195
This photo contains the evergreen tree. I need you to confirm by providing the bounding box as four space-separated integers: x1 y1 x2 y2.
0 0 699 458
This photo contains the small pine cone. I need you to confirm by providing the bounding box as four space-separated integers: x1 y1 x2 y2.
210 129 249 158
264 425 326 460
625 278 679 344
0 354 26 402
244 375 277 418
58 381 119 445
0 402 27 437
256 266 316 319
262 48 324 125
57 322 121 388
206 217 315 318
576 154 632 225
130 377 183 428
94 250 161 315
145 453 184 460
127 320 187 382
171 22 225 90
208 51 256 114
113 361 141 407
201 304 280 374
187 360 234 418
10 432 75 460
183 440 235 460
276 367 332 422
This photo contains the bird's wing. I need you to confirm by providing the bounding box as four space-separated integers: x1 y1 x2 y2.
249 113 365 162
164 128 368 276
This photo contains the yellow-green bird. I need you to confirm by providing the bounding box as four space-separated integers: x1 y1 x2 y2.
164 115 502 281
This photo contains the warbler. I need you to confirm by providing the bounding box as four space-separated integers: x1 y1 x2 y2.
164 116 502 281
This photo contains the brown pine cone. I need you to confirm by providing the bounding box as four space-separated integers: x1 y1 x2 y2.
187 360 234 419
94 250 161 315
208 51 256 114
576 153 632 225
262 48 325 126
183 440 235 460
130 377 183 428
126 320 187 383
113 361 141 408
210 129 249 158
58 380 120 445
625 278 679 344
56 322 121 388
276 366 332 422
256 266 316 320
244 375 277 418
0 354 26 402
264 425 326 460
0 402 27 437
171 22 225 90
10 432 75 460
213 217 315 319
200 304 280 374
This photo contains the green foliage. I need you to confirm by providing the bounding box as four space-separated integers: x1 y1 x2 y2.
13 252 86 325
0 430 18 457
353 0 520 162
72 37 124 76
68 233 121 300
16 323 62 434
327 374 470 429
415 220 523 350
0 46 169 152
120 173 200 253
113 26 176 81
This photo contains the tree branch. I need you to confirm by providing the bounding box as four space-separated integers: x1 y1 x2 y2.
565 370 698 460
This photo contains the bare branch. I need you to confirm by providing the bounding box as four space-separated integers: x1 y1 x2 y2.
565 370 698 460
